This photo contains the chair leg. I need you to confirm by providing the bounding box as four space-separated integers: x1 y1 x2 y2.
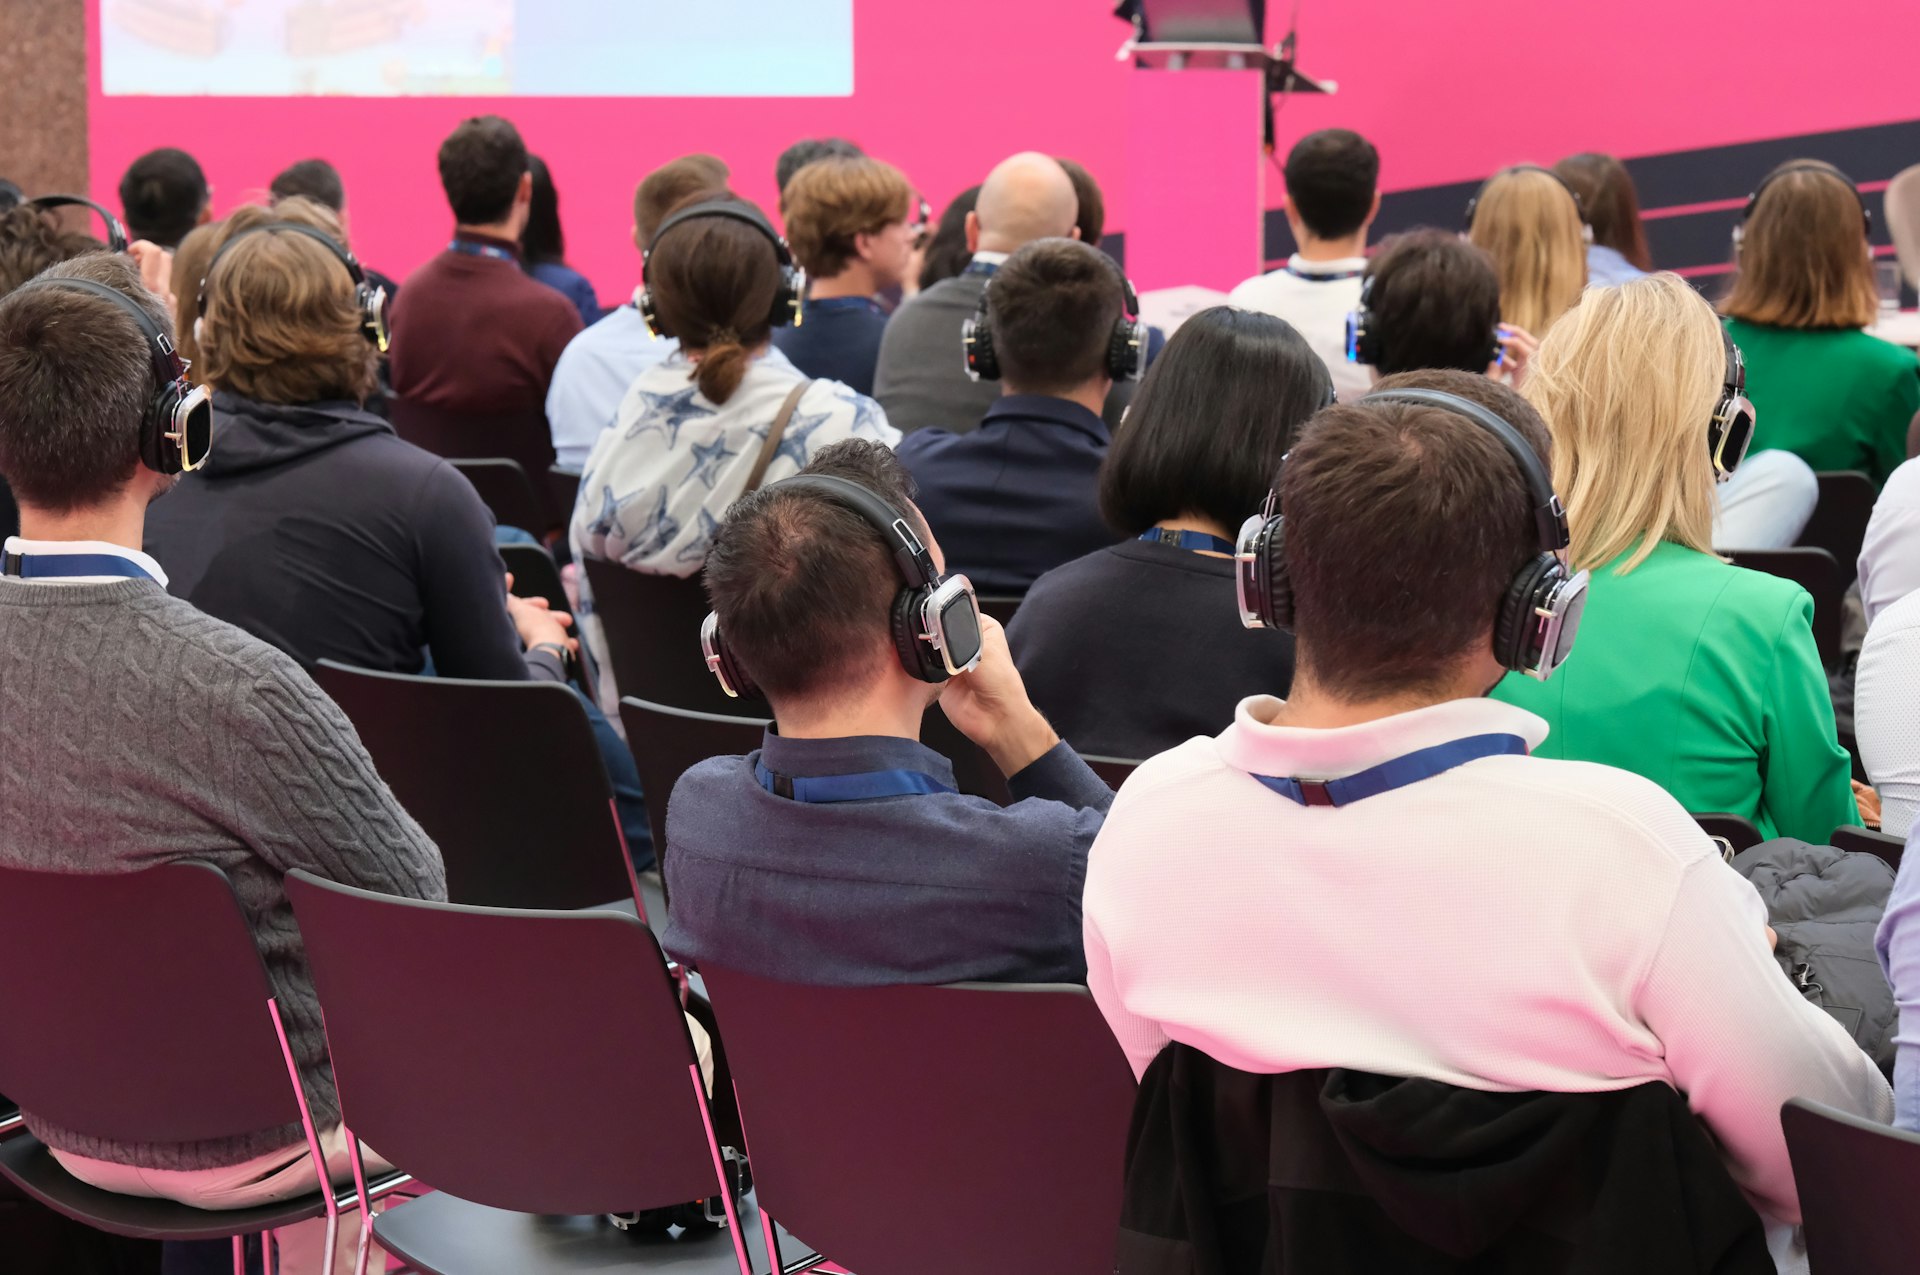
761 1208 787 1275
233 1235 247 1275
688 1063 754 1275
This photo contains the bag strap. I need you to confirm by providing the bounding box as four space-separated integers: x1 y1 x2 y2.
744 380 812 494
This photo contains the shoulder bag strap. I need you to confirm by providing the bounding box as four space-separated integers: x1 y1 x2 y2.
743 380 813 494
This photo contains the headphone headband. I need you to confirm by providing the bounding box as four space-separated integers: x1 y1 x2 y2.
1358 387 1569 553
767 474 938 590
644 200 794 274
22 275 180 387
198 221 389 352
28 195 130 253
1464 165 1587 231
1740 162 1870 237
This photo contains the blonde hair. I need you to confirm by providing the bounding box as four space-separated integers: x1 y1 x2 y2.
197 196 377 405
1521 273 1723 574
1467 167 1588 336
779 156 914 278
1721 159 1877 330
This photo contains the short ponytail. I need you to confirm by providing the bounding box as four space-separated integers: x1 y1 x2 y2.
694 334 751 404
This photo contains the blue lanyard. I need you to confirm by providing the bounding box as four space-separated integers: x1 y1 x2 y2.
1140 528 1236 555
1252 733 1528 807
448 239 517 262
2 551 157 582
1285 263 1364 282
963 259 1000 278
755 761 957 804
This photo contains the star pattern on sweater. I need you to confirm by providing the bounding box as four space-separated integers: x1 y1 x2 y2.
625 486 682 561
686 434 738 490
626 384 717 447
583 484 643 541
676 508 721 565
842 391 886 436
772 405 837 470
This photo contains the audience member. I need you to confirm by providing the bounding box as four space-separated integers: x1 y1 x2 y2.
523 154 600 325
387 115 582 427
1057 157 1105 247
773 156 922 394
1009 306 1325 757
1722 159 1920 485
873 151 1081 435
570 195 896 721
1857 590 1920 841
269 156 401 301
1348 228 1512 379
896 237 1129 593
172 204 291 384
0 251 444 1272
1491 275 1856 841
546 153 731 470
1555 152 1652 285
0 203 106 296
1083 367 1890 1245
663 440 1109 984
1228 128 1380 400
916 184 980 293
1860 455 1920 624
117 146 211 249
1466 164 1589 339
774 136 864 196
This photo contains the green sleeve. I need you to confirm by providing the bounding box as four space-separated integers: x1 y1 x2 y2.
1757 590 1859 842
1870 355 1920 486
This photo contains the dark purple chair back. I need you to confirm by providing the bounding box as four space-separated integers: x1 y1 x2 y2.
1784 1098 1920 1275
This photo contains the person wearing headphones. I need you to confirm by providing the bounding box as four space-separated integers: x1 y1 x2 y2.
1721 159 1920 485
569 193 896 720
1084 366 1890 1251
1346 228 1533 381
1466 165 1589 340
894 237 1134 594
0 251 444 1275
1490 275 1859 840
662 439 1110 986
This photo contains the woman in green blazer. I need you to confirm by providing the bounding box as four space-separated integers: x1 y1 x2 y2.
1492 274 1859 842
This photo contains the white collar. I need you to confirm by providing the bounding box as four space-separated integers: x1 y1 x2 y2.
1215 695 1548 781
1285 253 1369 276
969 250 1011 267
2 536 170 587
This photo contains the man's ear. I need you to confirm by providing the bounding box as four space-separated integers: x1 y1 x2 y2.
964 210 980 254
516 170 533 205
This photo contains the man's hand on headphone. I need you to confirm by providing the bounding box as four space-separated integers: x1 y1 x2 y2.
938 614 1059 779
127 241 175 324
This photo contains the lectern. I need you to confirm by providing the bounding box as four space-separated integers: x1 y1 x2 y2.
1116 0 1334 291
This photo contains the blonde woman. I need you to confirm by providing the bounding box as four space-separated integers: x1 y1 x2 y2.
1466 165 1588 338
1722 159 1920 484
1492 274 1858 842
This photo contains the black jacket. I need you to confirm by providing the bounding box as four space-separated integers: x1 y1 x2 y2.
1118 1045 1772 1275
145 392 557 681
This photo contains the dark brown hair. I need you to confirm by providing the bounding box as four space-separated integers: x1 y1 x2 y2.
1363 229 1503 375
633 154 730 245
645 195 784 404
0 253 165 510
704 439 930 702
1281 368 1550 699
1721 159 1877 330
989 238 1125 395
0 206 107 297
436 115 528 226
1554 153 1651 272
1057 158 1105 245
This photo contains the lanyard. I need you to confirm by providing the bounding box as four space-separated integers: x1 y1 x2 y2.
1140 527 1235 555
755 760 957 804
1252 733 1528 807
448 239 517 262
1284 263 1364 282
2 551 157 582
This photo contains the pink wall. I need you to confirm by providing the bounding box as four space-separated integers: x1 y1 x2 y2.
86 1 1920 297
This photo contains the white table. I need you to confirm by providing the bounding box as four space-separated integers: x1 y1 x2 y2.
1868 310 1920 348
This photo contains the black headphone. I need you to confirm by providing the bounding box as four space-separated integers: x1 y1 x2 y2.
1234 387 1589 681
1344 272 1502 371
198 222 390 352
29 195 130 253
14 275 213 475
1710 329 1756 482
639 200 803 339
1734 163 1870 252
701 474 985 699
962 257 1145 384
1464 165 1591 244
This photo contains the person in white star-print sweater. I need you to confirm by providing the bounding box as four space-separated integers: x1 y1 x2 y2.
569 196 897 723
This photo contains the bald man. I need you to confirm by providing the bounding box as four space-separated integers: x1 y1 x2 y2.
873 152 1095 437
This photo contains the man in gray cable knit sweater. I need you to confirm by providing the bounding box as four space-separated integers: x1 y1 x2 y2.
0 253 445 1246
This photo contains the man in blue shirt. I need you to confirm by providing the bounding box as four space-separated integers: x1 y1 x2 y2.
772 155 922 396
894 238 1127 594
545 154 729 469
662 439 1111 986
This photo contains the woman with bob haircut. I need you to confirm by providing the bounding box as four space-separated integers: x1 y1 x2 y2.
1721 159 1920 485
1492 274 1859 841
1467 165 1589 341
1554 152 1653 286
1007 306 1326 758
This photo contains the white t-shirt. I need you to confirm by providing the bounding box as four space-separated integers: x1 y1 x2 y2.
1857 588 1920 838
1860 457 1920 626
1084 694 1890 1226
1227 254 1372 402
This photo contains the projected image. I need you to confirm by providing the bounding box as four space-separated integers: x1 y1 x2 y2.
101 0 854 97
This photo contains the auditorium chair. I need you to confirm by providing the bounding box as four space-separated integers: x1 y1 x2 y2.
0 861 405 1275
1080 755 1144 790
1783 1098 1920 1275
389 398 560 524
619 697 768 881
286 871 760 1275
583 558 756 719
699 970 1136 1275
498 542 570 619
312 661 642 915
1796 471 1876 579
1725 547 1844 668
1829 823 1905 870
449 458 554 540
547 464 583 529
1691 812 1764 855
